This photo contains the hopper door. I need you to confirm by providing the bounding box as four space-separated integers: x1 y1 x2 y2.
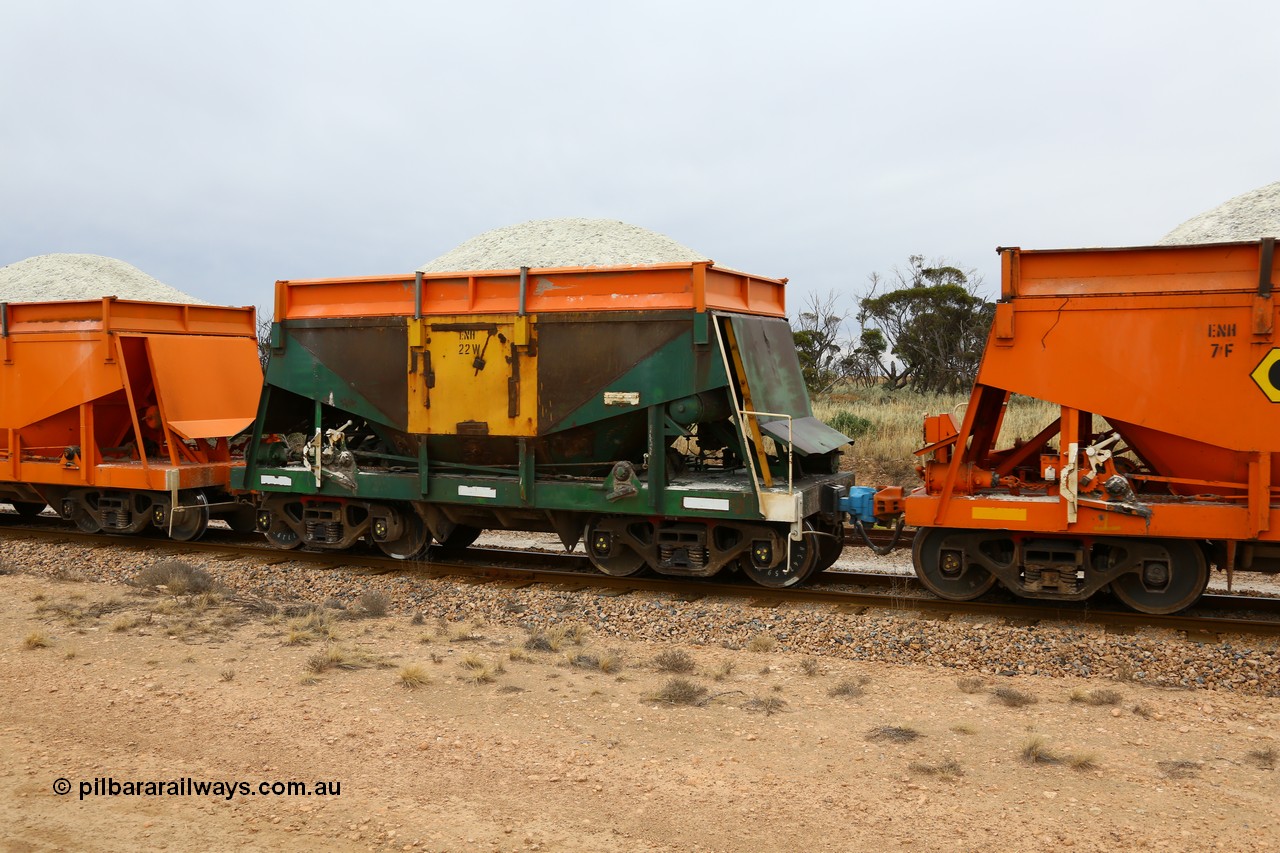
407 316 538 437
718 313 849 457
144 335 263 440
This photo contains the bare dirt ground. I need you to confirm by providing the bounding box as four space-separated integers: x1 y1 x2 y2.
2 566 1279 853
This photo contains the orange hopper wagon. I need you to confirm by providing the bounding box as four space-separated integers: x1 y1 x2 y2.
907 238 1280 613
0 297 263 540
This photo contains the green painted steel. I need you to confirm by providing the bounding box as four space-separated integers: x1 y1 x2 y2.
244 464 852 521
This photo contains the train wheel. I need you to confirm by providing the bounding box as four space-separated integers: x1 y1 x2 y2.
224 505 259 534
11 502 46 520
71 507 101 534
377 512 429 560
913 527 998 601
1110 539 1208 615
167 492 210 542
436 525 482 555
741 524 817 589
264 525 302 550
809 519 843 578
585 520 647 577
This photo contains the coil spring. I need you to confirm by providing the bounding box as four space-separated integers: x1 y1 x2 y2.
305 521 343 544
102 510 130 530
658 546 708 568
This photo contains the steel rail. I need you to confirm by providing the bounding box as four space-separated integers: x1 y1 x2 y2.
5 524 1280 638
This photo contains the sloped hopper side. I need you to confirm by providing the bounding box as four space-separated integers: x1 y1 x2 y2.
145 334 263 439
723 314 850 456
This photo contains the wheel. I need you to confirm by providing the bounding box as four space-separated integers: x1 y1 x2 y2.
585 519 647 577
435 524 482 555
71 507 101 534
741 524 818 589
377 512 429 560
224 505 259 534
809 518 843 577
10 501 46 520
912 527 998 601
264 525 302 550
1111 539 1208 615
167 492 210 542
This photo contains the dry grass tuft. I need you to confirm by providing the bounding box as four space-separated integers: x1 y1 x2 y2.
110 614 143 633
219 669 235 682
654 648 696 673
955 676 986 694
398 664 431 689
744 695 788 716
305 645 372 674
711 661 734 682
1246 746 1277 770
524 624 575 653
132 560 214 595
909 757 963 778
459 654 496 684
63 648 78 660
950 723 977 735
991 686 1037 708
1132 702 1155 719
828 676 870 698
1070 688 1122 706
1113 662 1137 683
1068 753 1100 771
866 725 921 743
567 652 619 673
23 631 50 649
447 621 486 642
282 609 339 646
747 634 776 653
799 658 823 677
355 590 390 618
1157 759 1201 779
650 677 708 706
1021 736 1061 765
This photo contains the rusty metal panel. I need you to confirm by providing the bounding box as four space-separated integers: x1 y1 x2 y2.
722 314 811 418
759 416 848 457
285 318 409 429
535 312 691 432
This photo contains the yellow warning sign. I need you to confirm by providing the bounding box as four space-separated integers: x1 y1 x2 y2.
1250 348 1280 403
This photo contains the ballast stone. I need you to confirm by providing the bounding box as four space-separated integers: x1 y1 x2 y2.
0 253 208 304
417 218 711 273
1159 180 1280 245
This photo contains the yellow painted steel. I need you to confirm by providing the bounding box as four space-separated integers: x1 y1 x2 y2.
407 315 539 436
971 506 1028 521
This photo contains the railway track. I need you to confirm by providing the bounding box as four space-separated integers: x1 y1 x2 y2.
5 519 1280 639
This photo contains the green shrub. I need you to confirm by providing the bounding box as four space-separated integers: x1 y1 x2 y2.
823 409 873 440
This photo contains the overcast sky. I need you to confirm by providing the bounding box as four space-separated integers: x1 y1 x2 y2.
2 1 1276 318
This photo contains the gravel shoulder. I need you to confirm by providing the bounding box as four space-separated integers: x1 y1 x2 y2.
1 538 1279 852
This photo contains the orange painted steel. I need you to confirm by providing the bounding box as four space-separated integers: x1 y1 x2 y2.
274 262 788 321
0 298 262 495
908 239 1280 545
